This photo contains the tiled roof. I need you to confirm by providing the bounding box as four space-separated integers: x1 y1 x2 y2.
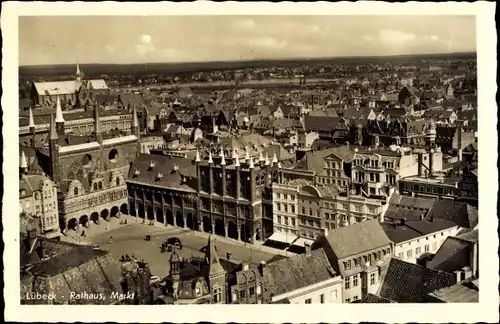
353 293 395 303
304 115 345 132
322 219 391 259
20 238 123 304
378 258 455 303
383 218 457 244
33 80 79 96
263 249 336 297
389 194 436 210
127 153 197 191
426 200 478 229
296 145 354 173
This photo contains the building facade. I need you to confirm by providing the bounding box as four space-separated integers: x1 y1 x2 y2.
34 100 140 234
19 169 60 239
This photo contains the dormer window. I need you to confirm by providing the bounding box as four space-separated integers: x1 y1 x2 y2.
173 164 179 171
149 161 156 169
134 169 141 176
73 187 79 196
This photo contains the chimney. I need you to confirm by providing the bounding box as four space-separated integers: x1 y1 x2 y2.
258 260 266 276
304 243 311 256
454 270 462 283
242 263 249 271
462 266 473 280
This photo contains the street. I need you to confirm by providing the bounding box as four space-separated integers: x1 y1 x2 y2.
90 222 279 279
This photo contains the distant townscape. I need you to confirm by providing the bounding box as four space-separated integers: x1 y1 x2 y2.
20 54 478 305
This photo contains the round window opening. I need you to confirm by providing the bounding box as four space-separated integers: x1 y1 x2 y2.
109 149 119 163
81 154 93 168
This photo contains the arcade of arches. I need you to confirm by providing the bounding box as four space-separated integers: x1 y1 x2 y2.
63 203 129 232
128 193 262 243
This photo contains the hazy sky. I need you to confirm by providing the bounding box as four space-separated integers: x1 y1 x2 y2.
19 15 476 66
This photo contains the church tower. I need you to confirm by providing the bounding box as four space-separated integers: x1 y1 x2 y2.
49 114 61 184
205 235 227 304
76 60 84 82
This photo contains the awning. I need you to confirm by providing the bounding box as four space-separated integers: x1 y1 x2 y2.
267 232 298 244
292 237 315 247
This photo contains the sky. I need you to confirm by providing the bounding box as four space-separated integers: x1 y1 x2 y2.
19 15 476 66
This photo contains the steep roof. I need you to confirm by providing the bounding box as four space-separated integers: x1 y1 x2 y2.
323 219 391 259
206 236 225 276
428 233 477 274
264 249 336 298
127 153 197 192
426 200 478 229
295 146 354 173
378 258 455 303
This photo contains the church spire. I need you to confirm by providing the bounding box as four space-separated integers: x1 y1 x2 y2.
206 235 224 276
55 95 65 123
20 149 28 171
76 58 83 82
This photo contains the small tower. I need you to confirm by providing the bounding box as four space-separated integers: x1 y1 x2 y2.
205 236 226 304
28 107 36 149
355 123 363 146
132 104 140 138
49 114 61 184
169 251 182 282
426 119 437 148
55 95 65 136
93 105 102 144
20 149 28 174
76 60 84 83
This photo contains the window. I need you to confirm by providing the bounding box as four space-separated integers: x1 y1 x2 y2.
291 218 296 226
353 275 359 287
407 250 413 258
276 203 281 211
375 252 381 261
345 260 351 270
305 298 312 304
284 205 288 213
213 286 222 303
34 192 40 200
98 182 103 190
239 290 246 299
345 279 350 290
316 210 320 217
93 183 98 191
116 177 120 186
277 216 282 224
284 194 288 200
73 187 78 196
325 213 330 220
425 244 430 252
370 273 376 285
291 205 295 213
320 294 325 304
301 207 305 214
354 257 360 267
366 254 371 263
398 252 404 259
249 287 255 296
291 195 295 200
416 247 421 255
285 217 289 226
345 298 351 303
308 208 312 216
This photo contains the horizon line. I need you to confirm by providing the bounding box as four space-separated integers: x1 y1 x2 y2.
19 51 477 69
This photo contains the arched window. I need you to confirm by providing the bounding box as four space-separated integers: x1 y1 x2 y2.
93 183 98 191
34 192 40 200
73 187 79 196
98 182 103 190
116 177 120 186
